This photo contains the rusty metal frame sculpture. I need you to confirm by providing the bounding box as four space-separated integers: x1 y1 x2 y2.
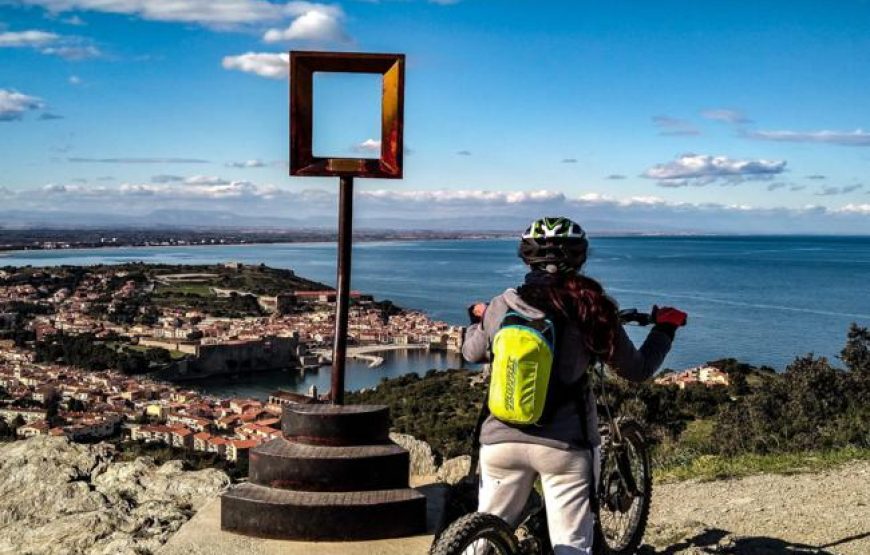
289 51 405 405
290 51 405 179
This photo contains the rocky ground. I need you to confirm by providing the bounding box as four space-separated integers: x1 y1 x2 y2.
4 434 867 554
0 436 229 555
394 431 870 554
643 461 870 554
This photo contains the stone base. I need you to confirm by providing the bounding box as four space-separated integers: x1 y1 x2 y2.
220 403 428 541
161 485 448 555
249 438 411 492
221 483 426 540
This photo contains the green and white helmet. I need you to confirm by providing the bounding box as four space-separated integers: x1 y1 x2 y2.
518 216 588 273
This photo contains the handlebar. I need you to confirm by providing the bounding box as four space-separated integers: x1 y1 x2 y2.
618 309 653 326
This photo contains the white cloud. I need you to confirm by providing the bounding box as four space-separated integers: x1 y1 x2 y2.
68 157 210 163
701 109 751 124
222 52 289 79
360 189 566 205
4 185 868 233
835 204 870 215
0 28 100 59
63 15 86 26
652 115 699 136
118 179 277 199
184 175 230 186
355 138 381 153
42 183 69 193
19 0 285 26
226 159 266 168
745 129 870 146
41 44 101 60
0 30 59 47
69 75 82 85
0 89 44 121
263 3 348 43
151 174 184 183
642 154 786 186
815 184 863 196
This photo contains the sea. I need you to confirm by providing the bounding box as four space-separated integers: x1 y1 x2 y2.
1 236 867 400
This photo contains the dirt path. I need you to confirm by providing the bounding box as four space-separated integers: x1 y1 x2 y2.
643 461 870 554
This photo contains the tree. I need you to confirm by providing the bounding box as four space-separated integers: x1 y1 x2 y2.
45 397 61 427
841 324 869 376
10 415 25 433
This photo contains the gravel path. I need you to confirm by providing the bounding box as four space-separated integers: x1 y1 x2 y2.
643 461 870 554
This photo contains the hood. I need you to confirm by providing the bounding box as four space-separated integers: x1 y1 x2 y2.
501 288 546 319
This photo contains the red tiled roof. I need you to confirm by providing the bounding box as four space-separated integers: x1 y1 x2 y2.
229 439 259 449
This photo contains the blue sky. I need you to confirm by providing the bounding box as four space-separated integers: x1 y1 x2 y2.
1 0 869 233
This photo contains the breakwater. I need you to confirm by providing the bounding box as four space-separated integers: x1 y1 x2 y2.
313 344 429 368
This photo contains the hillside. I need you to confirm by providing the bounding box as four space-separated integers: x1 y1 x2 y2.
350 324 870 479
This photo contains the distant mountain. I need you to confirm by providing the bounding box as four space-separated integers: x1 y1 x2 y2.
0 209 702 234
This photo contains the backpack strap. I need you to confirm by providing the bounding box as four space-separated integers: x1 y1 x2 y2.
499 311 556 348
466 388 489 481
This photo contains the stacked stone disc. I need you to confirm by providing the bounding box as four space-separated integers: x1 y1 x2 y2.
221 404 426 540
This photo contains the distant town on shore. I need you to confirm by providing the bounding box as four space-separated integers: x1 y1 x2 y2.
0 227 513 253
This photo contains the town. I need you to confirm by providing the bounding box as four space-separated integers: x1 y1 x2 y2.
652 365 731 389
0 262 467 463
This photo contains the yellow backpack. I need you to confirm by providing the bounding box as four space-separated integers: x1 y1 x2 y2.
488 311 556 425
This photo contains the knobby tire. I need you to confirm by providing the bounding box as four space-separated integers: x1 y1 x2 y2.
430 512 520 555
593 420 652 555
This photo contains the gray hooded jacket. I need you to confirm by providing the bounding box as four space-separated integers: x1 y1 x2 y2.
462 288 672 449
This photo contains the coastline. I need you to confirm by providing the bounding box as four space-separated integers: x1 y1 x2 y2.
0 233 514 255
4 233 870 258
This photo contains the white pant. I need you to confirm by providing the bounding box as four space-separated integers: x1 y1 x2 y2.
478 442 600 555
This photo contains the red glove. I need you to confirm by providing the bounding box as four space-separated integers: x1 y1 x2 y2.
653 306 687 327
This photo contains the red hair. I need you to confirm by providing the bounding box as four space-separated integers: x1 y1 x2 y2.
519 274 619 361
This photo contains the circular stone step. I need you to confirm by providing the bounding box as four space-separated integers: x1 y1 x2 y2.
221 482 427 541
249 437 410 492
281 404 390 446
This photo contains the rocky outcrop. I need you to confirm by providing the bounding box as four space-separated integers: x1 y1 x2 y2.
390 433 472 484
0 436 230 555
436 455 472 485
390 432 439 477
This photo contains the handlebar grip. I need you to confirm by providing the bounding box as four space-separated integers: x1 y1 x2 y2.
618 309 652 326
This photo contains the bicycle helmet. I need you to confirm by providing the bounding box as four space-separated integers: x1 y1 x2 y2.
518 216 588 273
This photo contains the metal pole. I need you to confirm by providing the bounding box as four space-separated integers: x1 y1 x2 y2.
331 175 354 405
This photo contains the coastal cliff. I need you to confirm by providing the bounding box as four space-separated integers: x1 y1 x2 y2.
0 436 229 555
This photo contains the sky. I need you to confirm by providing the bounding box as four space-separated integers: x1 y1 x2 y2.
1 0 869 233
